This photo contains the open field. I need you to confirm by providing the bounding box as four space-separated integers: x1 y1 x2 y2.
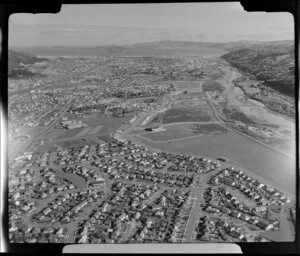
222 106 257 125
35 143 53 153
162 107 212 124
127 96 160 104
57 128 83 139
21 126 50 137
149 91 214 126
41 129 65 140
140 123 227 142
174 92 207 102
97 135 114 143
170 80 203 93
191 123 228 134
140 124 197 142
55 139 88 149
82 113 107 126
82 114 132 129
75 125 103 137
202 79 224 92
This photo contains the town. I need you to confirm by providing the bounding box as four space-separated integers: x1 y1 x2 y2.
8 49 295 244
9 133 293 243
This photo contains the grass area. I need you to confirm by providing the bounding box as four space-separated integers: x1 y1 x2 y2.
191 124 228 134
141 125 196 142
42 129 65 140
98 135 114 142
56 139 87 148
36 143 53 153
150 101 212 126
83 114 132 129
171 80 202 93
175 92 205 101
57 128 83 139
141 123 226 142
222 107 256 124
162 108 212 124
202 80 224 92
21 126 49 137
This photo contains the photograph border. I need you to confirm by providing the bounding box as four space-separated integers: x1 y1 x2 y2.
0 0 299 253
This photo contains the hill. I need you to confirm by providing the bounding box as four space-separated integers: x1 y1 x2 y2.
8 50 47 73
221 41 294 96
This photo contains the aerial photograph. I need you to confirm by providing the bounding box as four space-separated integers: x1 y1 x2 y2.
7 3 296 244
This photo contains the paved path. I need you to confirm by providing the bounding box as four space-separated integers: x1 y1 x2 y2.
182 174 208 242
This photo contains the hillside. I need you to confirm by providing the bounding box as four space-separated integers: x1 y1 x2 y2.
221 41 294 96
8 50 47 73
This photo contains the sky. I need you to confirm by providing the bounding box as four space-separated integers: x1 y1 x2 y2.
9 3 294 48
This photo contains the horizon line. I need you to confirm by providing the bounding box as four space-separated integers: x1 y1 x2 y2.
10 39 294 50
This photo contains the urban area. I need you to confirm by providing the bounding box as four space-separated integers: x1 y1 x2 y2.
8 41 296 244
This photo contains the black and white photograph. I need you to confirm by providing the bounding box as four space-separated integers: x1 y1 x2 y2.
6 2 296 246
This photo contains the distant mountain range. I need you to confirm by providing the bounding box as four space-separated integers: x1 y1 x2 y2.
11 40 294 58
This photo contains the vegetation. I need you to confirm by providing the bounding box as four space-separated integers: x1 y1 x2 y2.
221 43 294 97
9 68 45 79
202 80 224 93
191 124 227 134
